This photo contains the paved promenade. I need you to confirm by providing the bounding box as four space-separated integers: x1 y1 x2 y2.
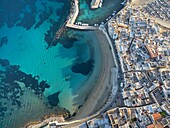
99 25 119 68
66 24 98 30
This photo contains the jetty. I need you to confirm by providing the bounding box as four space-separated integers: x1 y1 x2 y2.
67 0 79 25
54 0 79 39
55 22 67 39
65 0 98 30
55 0 98 39
55 0 100 39
66 24 97 30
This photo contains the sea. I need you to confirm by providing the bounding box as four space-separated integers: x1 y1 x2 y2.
0 0 124 127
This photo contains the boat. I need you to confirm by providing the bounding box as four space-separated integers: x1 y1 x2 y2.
112 13 115 16
99 2 102 8
99 0 103 8
121 0 126 5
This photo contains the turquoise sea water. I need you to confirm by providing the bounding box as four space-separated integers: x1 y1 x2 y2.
77 0 124 24
0 0 123 127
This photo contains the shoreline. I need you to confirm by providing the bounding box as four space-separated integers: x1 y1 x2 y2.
44 28 118 128
25 0 123 126
25 28 118 127
70 30 104 111
25 114 65 128
71 29 116 120
22 0 170 127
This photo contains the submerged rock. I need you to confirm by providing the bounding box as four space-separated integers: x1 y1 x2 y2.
47 91 61 107
0 36 8 47
72 59 94 75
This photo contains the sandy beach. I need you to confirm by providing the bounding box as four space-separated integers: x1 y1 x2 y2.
29 29 118 128
71 29 116 120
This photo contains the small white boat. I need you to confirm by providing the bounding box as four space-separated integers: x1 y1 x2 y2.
99 3 102 8
121 0 126 5
112 13 115 16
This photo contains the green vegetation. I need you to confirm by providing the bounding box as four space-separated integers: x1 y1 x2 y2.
131 118 137 123
160 111 167 117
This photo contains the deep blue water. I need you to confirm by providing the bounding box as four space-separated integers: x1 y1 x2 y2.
0 0 123 127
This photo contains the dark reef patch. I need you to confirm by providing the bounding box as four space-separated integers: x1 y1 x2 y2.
44 19 78 49
44 1 71 49
72 59 94 75
0 36 8 47
0 59 9 67
0 0 37 29
44 19 59 49
0 0 72 126
59 29 85 49
0 58 50 119
16 12 36 30
47 91 61 107
34 4 53 29
60 37 78 49
0 0 71 49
